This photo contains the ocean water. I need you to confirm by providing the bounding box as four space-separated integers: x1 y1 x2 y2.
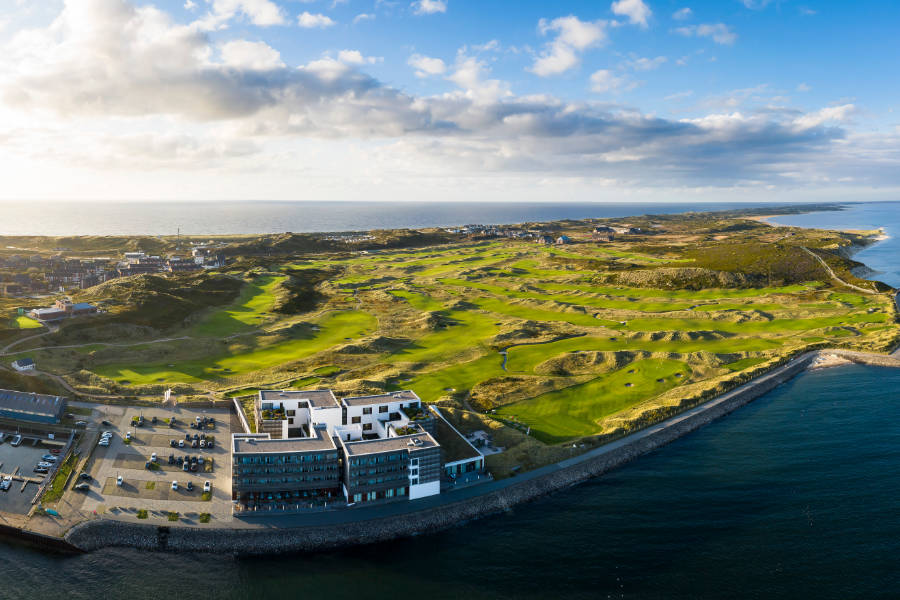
0 200 789 236
0 364 898 599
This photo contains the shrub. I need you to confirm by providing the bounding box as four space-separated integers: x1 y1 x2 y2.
198 513 211 523
136 509 148 519
201 492 211 501
167 512 179 522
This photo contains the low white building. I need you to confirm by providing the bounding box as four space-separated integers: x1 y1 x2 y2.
11 358 35 372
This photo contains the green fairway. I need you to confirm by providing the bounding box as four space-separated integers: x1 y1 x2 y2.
96 310 376 385
504 335 783 373
404 353 506 403
190 275 286 337
496 359 689 443
389 289 444 312
388 310 500 364
11 316 43 329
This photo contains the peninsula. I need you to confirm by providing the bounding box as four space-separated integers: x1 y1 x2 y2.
0 205 896 553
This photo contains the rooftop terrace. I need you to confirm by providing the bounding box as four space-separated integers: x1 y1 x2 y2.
340 431 438 457
233 428 336 454
259 389 339 409
341 390 421 408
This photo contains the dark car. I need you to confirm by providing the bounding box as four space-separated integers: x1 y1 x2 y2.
168 455 175 464
191 456 198 463
74 483 90 491
176 456 184 465
190 464 198 472
170 439 177 447
193 433 199 440
34 467 48 474
186 481 194 492
197 457 205 465
185 433 191 440
207 440 214 449
151 416 158 424
101 420 112 426
145 461 151 469
191 440 198 448
168 420 175 428
79 473 93 480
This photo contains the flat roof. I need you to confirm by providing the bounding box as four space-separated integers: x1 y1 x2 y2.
0 389 64 418
341 431 438 457
434 414 481 463
232 428 336 454
259 389 339 409
341 390 421 408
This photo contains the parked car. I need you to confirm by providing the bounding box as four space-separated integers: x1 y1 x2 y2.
33 467 48 474
170 439 177 447
145 461 151 469
101 420 112 426
203 481 211 493
185 433 191 440
74 482 90 491
50 448 61 454
74 420 87 427
41 454 56 461
186 481 193 492
182 462 189 472
168 420 175 428
197 457 205 465
199 440 206 449
191 440 198 448
190 463 198 472
191 456 198 463
193 433 200 440
98 439 110 447
168 455 175 465
116 475 123 486
150 452 157 462
10 435 22 447
178 440 185 448
125 431 133 441
151 416 158 424
36 461 53 468
79 473 92 480
171 480 178 491
0 476 12 491
207 440 214 449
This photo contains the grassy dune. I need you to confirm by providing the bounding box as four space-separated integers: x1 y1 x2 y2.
189 275 286 337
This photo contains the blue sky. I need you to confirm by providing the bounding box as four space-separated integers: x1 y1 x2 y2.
0 0 897 202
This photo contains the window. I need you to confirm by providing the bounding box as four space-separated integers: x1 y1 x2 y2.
378 405 388 413
353 493 362 502
363 423 372 431
411 478 419 485
288 418 294 425
362 407 372 415
286 410 295 417
351 416 361 424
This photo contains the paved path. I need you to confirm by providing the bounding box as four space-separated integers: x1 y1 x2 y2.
800 246 877 295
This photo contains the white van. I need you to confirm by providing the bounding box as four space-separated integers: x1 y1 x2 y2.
10 435 22 447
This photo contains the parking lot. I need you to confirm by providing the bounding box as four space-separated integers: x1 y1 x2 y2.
78 404 233 522
0 437 64 514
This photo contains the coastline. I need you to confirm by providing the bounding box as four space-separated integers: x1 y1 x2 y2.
4 204 898 556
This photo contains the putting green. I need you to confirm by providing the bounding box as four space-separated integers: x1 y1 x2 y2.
496 359 689 443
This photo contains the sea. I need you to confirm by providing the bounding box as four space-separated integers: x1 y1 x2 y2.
0 200 898 599
0 200 807 236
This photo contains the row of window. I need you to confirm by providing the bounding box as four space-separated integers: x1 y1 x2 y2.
237 453 337 465
348 465 404 478
235 465 338 475
351 487 406 503
238 474 339 486
348 454 402 467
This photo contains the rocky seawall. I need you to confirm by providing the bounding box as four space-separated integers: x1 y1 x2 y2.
65 351 822 555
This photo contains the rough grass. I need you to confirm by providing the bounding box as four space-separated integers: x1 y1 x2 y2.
95 310 376 385
189 275 286 337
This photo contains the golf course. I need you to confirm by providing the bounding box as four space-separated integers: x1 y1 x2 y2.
3 210 897 473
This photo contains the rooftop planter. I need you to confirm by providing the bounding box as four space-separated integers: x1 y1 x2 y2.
402 406 429 421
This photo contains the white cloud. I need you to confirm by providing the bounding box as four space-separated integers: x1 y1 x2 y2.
0 0 894 200
673 7 692 20
408 53 446 77
297 12 336 28
531 16 608 76
611 0 652 28
353 13 375 23
626 55 667 71
338 49 381 65
590 69 628 93
184 0 196 10
793 104 857 129
220 40 284 70
797 82 811 92
201 0 286 28
675 23 737 45
740 0 774 9
412 0 446 15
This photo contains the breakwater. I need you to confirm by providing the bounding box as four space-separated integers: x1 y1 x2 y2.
66 348 847 555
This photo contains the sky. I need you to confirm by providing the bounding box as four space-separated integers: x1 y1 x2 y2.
0 0 898 203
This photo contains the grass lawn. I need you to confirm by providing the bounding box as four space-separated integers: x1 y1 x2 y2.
723 357 769 371
504 335 783 373
189 275 286 337
389 290 444 312
96 310 376 385
404 353 505 402
496 359 689 443
11 316 43 329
